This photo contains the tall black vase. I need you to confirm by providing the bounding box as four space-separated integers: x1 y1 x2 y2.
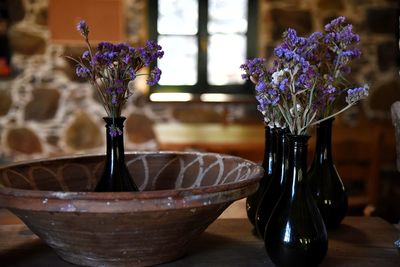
246 126 277 226
264 134 328 267
255 128 287 237
94 117 139 192
308 118 348 229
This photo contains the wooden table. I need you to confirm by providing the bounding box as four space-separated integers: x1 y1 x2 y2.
154 123 265 162
0 209 398 266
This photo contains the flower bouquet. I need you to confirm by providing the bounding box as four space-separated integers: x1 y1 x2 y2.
68 20 164 192
241 17 368 134
241 16 368 266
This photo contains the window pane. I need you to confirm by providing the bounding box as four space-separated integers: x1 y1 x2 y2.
208 0 248 34
158 36 198 85
208 34 246 85
158 0 198 35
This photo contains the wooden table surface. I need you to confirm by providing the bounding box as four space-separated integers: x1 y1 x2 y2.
154 123 265 162
0 209 399 267
154 123 265 146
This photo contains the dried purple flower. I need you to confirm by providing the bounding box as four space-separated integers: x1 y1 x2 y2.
241 16 367 134
324 16 346 31
77 20 89 38
128 67 136 80
240 58 266 82
256 81 267 92
279 78 288 91
69 20 164 136
76 65 90 78
82 50 90 60
345 85 369 104
147 67 162 86
139 40 164 66
109 125 123 137
111 94 118 105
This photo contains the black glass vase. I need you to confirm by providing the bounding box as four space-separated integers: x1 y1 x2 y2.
94 117 139 192
255 128 287 237
308 118 348 229
264 134 328 267
246 126 277 226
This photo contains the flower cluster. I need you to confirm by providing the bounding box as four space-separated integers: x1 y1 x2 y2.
241 16 368 135
71 20 164 136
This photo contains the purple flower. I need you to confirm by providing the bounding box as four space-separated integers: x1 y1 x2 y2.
345 86 369 104
267 91 280 106
324 16 346 31
111 94 118 105
256 94 268 112
279 78 288 91
69 20 164 137
284 28 307 47
255 83 280 108
256 81 267 92
139 40 164 66
115 42 129 52
334 25 360 44
256 92 279 111
82 50 90 60
123 54 131 65
104 51 118 62
105 87 113 94
128 67 136 79
76 20 89 37
326 85 336 94
341 49 361 59
274 46 310 70
115 87 124 94
297 67 316 88
97 42 114 51
308 31 323 43
105 81 125 96
324 32 336 44
76 65 90 78
92 52 110 66
109 125 123 137
240 58 266 82
274 46 285 58
323 17 360 62
314 83 339 108
241 16 367 134
147 67 162 86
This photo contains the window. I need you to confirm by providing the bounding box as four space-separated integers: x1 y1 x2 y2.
148 0 257 102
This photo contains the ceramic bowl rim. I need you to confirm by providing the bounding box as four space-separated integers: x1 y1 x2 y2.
0 151 263 211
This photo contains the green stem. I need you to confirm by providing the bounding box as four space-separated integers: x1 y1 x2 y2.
311 102 355 126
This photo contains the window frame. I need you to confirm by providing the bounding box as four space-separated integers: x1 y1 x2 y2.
148 0 258 102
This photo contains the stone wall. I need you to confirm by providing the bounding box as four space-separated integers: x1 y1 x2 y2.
0 0 159 162
0 0 399 163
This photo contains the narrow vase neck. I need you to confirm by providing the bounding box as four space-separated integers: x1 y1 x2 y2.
275 128 287 166
314 118 334 164
262 126 277 176
104 117 126 161
286 134 310 190
275 128 288 183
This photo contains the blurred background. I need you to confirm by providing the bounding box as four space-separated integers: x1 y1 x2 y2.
0 0 399 222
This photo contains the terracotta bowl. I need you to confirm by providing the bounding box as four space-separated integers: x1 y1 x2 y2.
0 151 263 267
